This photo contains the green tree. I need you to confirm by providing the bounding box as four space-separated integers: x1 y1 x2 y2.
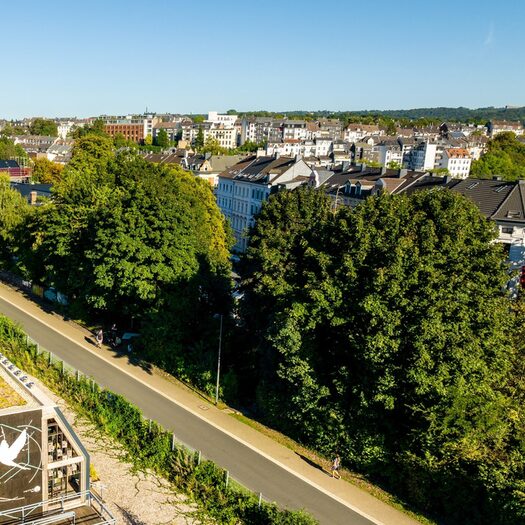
29 118 58 137
0 136 28 161
195 126 205 149
386 160 402 169
0 174 30 267
21 148 232 391
384 119 397 135
202 137 227 155
470 132 525 181
154 128 170 148
31 157 64 184
72 119 108 139
241 187 524 524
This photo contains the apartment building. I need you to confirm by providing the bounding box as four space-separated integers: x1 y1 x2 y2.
439 148 472 178
104 115 160 143
216 155 313 252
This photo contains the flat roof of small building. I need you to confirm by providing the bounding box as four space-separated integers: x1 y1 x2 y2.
0 374 26 409
0 352 53 411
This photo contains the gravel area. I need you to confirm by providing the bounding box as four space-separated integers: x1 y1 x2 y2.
35 377 201 525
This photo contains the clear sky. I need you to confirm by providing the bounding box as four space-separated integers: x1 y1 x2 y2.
1 0 524 119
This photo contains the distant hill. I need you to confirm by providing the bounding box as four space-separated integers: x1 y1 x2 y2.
238 107 525 124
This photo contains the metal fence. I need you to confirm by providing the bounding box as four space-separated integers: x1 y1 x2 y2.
22 334 268 508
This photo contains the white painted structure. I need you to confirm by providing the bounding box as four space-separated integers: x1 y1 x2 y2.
439 148 472 179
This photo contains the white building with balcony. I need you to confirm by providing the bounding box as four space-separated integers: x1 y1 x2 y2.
216 155 313 252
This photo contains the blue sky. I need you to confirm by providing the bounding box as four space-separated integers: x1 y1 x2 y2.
1 0 524 118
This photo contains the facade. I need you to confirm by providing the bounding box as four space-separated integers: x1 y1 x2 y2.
104 115 160 143
152 121 180 143
344 124 382 142
488 120 525 138
439 148 472 178
0 356 114 524
407 141 438 171
216 155 313 252
282 120 309 141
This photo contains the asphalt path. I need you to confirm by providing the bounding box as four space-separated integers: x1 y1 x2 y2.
0 296 377 525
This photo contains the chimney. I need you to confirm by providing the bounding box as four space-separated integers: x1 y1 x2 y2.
29 191 37 205
381 166 387 175
360 163 367 172
492 175 502 181
398 168 408 178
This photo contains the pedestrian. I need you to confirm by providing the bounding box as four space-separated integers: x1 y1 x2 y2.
331 455 341 479
95 328 103 348
110 323 118 346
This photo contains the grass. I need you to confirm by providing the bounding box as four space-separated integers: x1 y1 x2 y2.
230 413 437 525
0 375 26 409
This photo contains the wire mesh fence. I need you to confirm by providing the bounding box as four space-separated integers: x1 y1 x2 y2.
22 332 268 507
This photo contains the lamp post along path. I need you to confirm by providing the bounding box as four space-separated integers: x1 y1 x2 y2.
215 314 223 404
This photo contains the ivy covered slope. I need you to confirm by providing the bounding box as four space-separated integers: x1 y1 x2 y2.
241 187 525 525
17 134 233 390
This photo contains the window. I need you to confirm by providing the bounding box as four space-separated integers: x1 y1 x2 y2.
502 227 514 234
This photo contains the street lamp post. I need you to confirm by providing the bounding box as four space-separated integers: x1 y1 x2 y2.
215 314 223 405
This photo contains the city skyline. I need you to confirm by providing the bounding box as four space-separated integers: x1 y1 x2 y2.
1 0 524 119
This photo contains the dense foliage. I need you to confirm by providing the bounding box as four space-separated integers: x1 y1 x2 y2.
0 174 30 267
29 118 58 137
240 187 525 524
0 136 28 160
17 134 232 393
31 157 64 184
0 316 317 525
470 132 525 180
238 107 525 125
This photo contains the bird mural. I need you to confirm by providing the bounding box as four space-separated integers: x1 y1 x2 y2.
0 429 29 470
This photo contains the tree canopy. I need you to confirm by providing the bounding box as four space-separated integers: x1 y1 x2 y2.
19 141 232 393
154 128 170 148
29 118 58 137
470 132 525 180
31 157 64 184
240 186 524 524
0 136 28 160
0 174 30 268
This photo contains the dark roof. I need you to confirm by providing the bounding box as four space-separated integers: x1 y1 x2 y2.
396 174 452 195
0 160 20 168
447 178 515 218
10 182 52 198
219 155 301 183
398 175 524 221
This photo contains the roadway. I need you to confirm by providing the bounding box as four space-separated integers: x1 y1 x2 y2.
0 294 384 525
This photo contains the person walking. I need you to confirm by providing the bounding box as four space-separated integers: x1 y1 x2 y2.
331 455 341 479
95 328 103 348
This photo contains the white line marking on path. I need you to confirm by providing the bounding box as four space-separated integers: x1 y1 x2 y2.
0 291 385 525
